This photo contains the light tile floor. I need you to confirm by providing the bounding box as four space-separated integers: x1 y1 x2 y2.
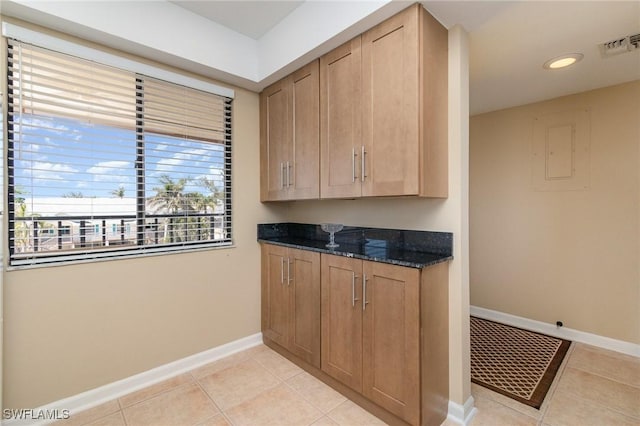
57 342 639 426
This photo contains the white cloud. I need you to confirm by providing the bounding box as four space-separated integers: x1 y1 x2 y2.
30 162 78 181
86 161 132 183
153 147 210 174
22 117 70 134
154 157 184 173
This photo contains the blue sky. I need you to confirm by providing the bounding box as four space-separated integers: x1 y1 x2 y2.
13 114 225 203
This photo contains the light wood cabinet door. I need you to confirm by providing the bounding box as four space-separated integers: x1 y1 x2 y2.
362 260 420 424
262 245 321 367
321 254 363 392
362 4 420 197
290 61 320 200
320 37 362 199
261 244 289 347
288 247 321 367
260 80 290 201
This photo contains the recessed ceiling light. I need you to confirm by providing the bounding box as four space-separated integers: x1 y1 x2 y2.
543 53 584 69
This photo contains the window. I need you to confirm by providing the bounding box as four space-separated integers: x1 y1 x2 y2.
7 40 233 266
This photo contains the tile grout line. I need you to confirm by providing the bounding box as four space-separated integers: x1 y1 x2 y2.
568 344 640 389
472 393 540 423
564 363 640 390
281 372 347 418
74 402 121 426
249 348 342 424
120 409 129 426
117 374 196 411
544 388 640 423
191 371 237 426
198 356 285 416
537 341 576 424
542 356 640 422
279 375 331 423
118 379 196 412
115 392 130 426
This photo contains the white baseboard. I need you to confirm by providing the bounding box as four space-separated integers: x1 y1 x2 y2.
447 395 477 425
471 306 640 357
3 333 263 426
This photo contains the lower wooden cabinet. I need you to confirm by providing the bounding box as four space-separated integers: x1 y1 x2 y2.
322 254 420 424
261 244 320 367
261 243 449 426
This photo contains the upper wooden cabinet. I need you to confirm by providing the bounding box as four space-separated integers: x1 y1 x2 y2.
260 60 320 201
320 37 363 199
320 3 448 198
260 3 447 201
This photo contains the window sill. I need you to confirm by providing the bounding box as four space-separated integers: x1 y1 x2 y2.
6 243 236 271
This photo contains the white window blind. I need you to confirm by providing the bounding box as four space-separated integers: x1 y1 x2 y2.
7 40 233 266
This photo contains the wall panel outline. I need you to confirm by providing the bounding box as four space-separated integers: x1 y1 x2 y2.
531 108 591 191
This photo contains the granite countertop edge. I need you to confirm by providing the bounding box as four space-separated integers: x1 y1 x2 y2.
257 238 453 269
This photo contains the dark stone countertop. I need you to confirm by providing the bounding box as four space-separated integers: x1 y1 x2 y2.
257 223 453 269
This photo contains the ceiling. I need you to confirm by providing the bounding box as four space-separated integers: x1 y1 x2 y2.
169 1 304 40
168 0 640 115
2 1 638 115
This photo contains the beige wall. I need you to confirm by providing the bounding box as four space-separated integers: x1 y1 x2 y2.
470 81 640 344
1 26 286 407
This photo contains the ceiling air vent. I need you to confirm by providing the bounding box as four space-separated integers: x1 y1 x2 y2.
600 33 640 57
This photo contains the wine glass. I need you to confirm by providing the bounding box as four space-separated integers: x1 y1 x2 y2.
321 223 344 248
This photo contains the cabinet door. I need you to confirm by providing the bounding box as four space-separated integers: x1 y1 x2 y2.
362 4 420 197
321 254 363 392
260 79 290 201
288 248 321 367
320 37 362 199
261 244 289 347
290 60 320 200
362 260 420 424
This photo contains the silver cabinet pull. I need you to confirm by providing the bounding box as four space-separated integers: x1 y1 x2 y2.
287 161 292 187
287 257 292 286
352 272 355 306
361 145 367 182
280 257 285 284
362 274 369 310
351 148 358 182
280 162 285 189
352 272 360 307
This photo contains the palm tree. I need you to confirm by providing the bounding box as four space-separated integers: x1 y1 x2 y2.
184 192 206 240
197 176 223 240
110 186 126 198
14 186 30 252
62 191 84 198
198 176 223 213
148 175 191 242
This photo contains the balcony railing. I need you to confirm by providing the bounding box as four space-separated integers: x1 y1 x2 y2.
11 213 228 255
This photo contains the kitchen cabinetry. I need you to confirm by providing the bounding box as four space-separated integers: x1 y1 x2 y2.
321 254 420 424
319 3 448 199
260 60 320 201
261 244 321 367
260 241 449 426
260 3 448 201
